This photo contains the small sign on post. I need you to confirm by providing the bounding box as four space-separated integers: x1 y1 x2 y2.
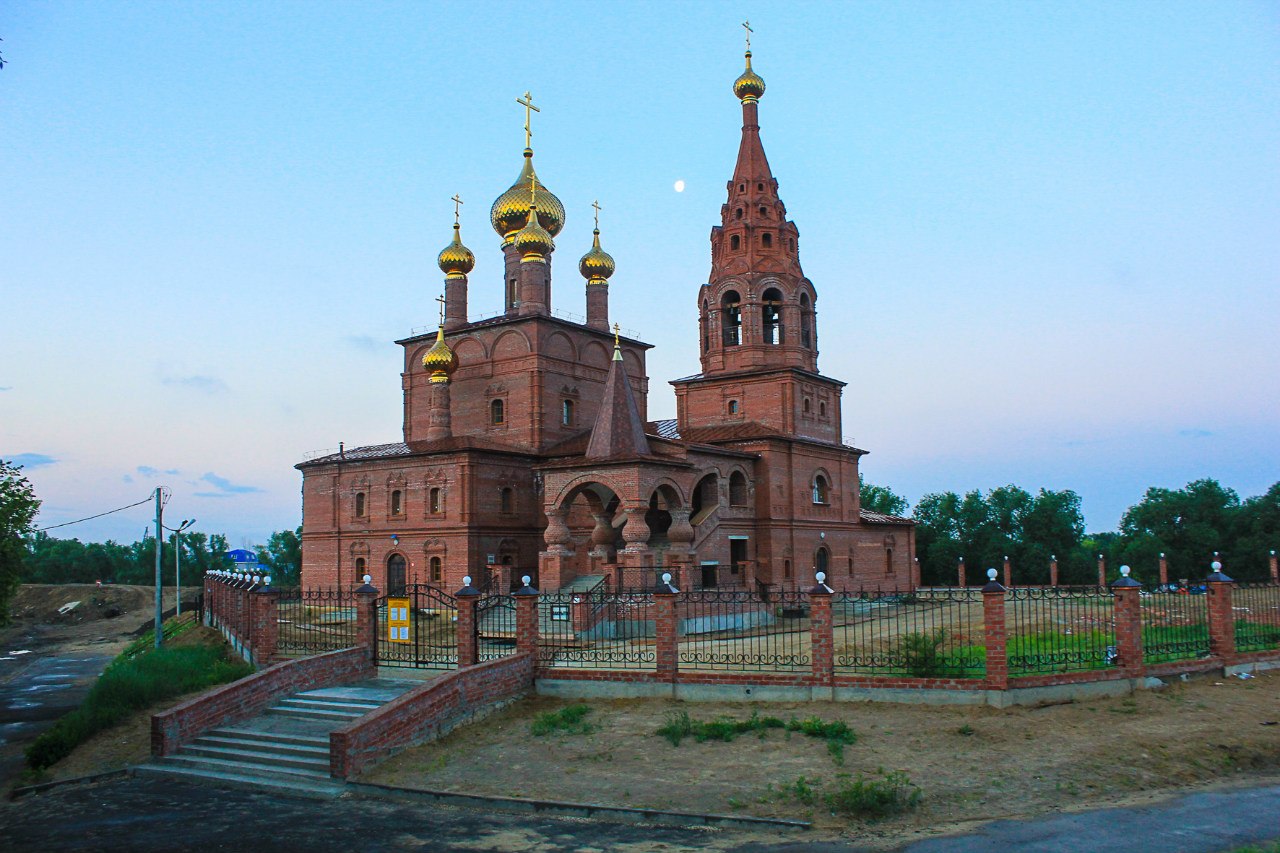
387 597 411 643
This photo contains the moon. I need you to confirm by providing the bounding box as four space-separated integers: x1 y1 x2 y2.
674 179 686 193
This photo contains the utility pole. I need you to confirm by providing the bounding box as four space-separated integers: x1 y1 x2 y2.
172 519 196 617
154 488 163 649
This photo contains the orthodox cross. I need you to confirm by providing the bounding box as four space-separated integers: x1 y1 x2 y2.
742 20 752 51
517 91 539 148
436 294 446 324
451 194 463 225
591 199 602 230
613 322 620 349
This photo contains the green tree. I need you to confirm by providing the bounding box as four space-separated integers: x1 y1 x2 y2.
255 526 302 586
859 476 908 516
1119 479 1241 581
1230 482 1280 580
1 460 42 624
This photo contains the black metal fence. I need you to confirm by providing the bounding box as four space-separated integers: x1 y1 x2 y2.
376 584 459 669
833 588 986 678
1005 587 1116 675
476 593 519 662
275 587 358 656
676 589 810 672
1235 582 1280 652
537 589 657 670
1140 589 1209 663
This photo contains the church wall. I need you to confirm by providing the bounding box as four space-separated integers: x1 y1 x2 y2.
674 370 842 445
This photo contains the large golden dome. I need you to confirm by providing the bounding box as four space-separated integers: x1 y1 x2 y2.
436 223 475 277
579 228 615 284
513 205 554 260
422 325 458 384
734 50 766 103
490 149 565 243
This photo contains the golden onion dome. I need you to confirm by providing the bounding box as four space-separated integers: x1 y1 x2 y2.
490 149 565 243
733 50 766 103
436 223 475 278
422 325 458 383
513 205 554 260
579 229 615 284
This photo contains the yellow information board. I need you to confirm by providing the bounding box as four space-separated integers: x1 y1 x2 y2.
387 597 411 644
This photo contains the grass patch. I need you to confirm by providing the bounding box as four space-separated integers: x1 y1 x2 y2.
825 769 922 820
530 704 595 736
657 710 855 763
1007 630 1116 675
25 632 253 770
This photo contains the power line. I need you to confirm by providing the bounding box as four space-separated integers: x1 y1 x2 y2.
34 496 154 532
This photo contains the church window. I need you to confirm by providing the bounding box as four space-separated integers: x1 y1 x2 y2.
734 208 743 220
730 234 740 251
885 549 894 576
727 399 738 415
500 487 514 514
759 205 767 217
812 475 829 505
562 399 574 426
429 487 442 515
739 183 745 192
800 294 813 348
787 238 794 252
721 291 742 346
819 401 826 417
816 546 830 576
355 557 366 578
761 232 772 248
387 554 407 595
729 471 749 506
430 556 442 583
762 288 783 344
757 182 764 191
355 492 366 518
390 490 403 516
490 399 505 425
507 278 519 310
784 559 792 579
803 398 811 414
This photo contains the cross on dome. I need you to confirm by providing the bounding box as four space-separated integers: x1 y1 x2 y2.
517 91 540 149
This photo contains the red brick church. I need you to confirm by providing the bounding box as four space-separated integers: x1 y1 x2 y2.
297 46 916 594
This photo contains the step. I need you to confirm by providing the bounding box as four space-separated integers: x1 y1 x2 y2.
182 743 330 772
160 753 331 781
195 733 329 760
137 763 345 799
275 697 381 715
205 727 330 750
266 705 365 722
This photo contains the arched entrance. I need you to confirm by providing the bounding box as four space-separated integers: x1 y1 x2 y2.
386 553 407 595
815 546 830 580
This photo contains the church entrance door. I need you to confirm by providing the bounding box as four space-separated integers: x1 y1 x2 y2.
387 554 407 596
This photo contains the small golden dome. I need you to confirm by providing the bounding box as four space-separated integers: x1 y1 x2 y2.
436 223 475 278
422 325 458 384
733 50 766 103
513 205 554 260
490 150 565 243
579 229 615 284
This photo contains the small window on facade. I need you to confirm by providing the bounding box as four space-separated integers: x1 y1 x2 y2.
355 557 366 578
491 399 505 425
739 183 745 192
812 475 829 505
803 398 811 414
390 490 402 515
500 487 514 514
507 278 518 309
784 559 792 579
816 546 830 576
429 487 441 514
761 232 772 248
562 399 574 426
355 492 366 518
730 234 740 250
759 205 767 217
430 556 442 583
729 471 748 506
885 549 894 575
757 182 764 190
819 401 826 417
787 238 795 252
727 399 738 415
734 208 743 220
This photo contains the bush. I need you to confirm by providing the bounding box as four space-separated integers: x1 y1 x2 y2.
656 710 855 763
530 704 595 736
825 770 922 820
25 638 252 769
902 629 949 677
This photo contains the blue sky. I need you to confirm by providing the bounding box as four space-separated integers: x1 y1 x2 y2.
2 1 1277 547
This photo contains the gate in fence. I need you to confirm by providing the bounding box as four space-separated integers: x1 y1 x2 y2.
376 584 459 669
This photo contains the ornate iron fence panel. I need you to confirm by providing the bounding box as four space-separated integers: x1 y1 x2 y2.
676 589 810 672
275 587 358 656
1235 582 1280 652
537 589 658 670
833 587 985 678
1141 589 1209 663
476 593 518 661
376 584 459 669
1006 586 1117 675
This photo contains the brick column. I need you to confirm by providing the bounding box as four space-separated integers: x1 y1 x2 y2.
203 575 212 626
911 557 921 590
1003 555 1012 588
808 574 835 688
1159 552 1169 587
1097 554 1107 588
1270 550 1278 583
354 578 379 663
957 557 966 588
250 585 281 665
1049 555 1059 588
1110 567 1144 677
514 577 540 661
455 576 480 667
654 573 680 682
1205 561 1236 662
981 570 1008 690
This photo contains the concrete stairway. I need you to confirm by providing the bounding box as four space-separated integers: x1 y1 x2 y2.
139 678 419 797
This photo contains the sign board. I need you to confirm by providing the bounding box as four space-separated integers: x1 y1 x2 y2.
387 597 411 643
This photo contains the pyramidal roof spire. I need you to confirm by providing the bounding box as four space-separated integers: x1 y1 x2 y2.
585 325 650 459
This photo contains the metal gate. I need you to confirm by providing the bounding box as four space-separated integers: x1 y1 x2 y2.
376 584 459 669
475 593 518 661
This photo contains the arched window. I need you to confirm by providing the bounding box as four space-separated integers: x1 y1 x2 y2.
819 401 826 417
734 208 743 220
816 546 830 576
507 277 518 310
355 556 366 579
787 238 795 253
430 556 442 583
429 487 442 514
702 300 710 352
761 233 772 248
784 559 792 579
759 205 768 217
562 399 574 426
730 234 740 251
761 287 782 344
885 549 894 576
721 290 742 346
729 471 748 506
387 554 407 595
800 293 813 348
756 182 764 191
500 487 514 514
727 399 739 415
738 183 745 192
354 492 366 518
812 474 829 505
803 398 811 414
390 490 402 516
490 399 505 425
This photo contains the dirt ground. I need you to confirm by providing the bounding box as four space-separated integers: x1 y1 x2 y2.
362 671 1280 846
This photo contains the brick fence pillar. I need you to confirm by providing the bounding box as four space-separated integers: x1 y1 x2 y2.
1097 554 1107 588
250 585 280 665
1159 553 1169 587
354 578 379 663
1003 556 1012 589
514 577 540 662
1270 550 1278 583
982 570 1008 690
957 557 966 588
654 573 680 682
1111 567 1144 677
910 557 921 590
1049 555 1059 588
1206 561 1236 662
455 576 480 667
808 574 834 688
